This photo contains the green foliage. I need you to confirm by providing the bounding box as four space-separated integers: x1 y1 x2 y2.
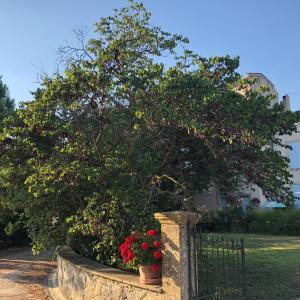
0 76 15 131
249 210 300 235
217 205 245 223
0 77 28 248
203 205 255 232
0 2 299 264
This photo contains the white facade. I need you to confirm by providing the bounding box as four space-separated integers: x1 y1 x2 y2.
241 74 300 208
275 122 300 207
243 72 279 107
196 73 300 210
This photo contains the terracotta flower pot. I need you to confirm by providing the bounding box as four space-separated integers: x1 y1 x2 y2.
139 265 161 285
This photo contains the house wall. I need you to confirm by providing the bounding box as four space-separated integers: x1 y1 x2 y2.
195 73 299 210
278 122 300 206
194 189 220 211
246 123 300 208
243 73 279 107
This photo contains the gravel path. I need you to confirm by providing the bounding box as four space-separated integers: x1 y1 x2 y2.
0 248 57 300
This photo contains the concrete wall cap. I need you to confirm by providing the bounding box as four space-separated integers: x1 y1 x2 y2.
154 211 200 225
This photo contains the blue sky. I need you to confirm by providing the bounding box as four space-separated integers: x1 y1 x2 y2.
1 0 299 111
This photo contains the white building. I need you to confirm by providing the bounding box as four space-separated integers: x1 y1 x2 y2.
277 116 300 207
196 73 300 210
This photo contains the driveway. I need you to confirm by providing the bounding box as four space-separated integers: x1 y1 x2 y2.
0 248 57 300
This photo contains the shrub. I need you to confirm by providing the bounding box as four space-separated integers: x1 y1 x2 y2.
248 209 300 235
201 205 255 233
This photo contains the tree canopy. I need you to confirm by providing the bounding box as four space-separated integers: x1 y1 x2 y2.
0 2 299 263
0 76 15 131
0 77 24 246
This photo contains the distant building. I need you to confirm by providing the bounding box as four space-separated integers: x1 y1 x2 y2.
243 72 279 107
196 73 300 210
277 108 300 207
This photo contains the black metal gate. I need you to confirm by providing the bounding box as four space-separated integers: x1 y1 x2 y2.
188 225 246 300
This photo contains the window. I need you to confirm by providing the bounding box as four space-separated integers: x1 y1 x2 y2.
293 185 300 208
240 196 250 211
288 142 300 169
220 196 227 208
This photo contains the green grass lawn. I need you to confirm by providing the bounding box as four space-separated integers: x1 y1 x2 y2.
221 233 300 300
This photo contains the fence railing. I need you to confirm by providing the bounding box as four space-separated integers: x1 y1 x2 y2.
188 226 246 300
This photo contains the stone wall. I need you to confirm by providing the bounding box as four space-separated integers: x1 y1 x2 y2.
57 247 164 300
57 211 199 300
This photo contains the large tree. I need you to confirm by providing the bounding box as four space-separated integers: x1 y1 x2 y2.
0 2 299 262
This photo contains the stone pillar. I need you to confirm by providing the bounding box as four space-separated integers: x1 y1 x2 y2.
154 211 200 300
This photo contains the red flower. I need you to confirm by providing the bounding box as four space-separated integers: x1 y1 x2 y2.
141 242 149 250
146 229 157 237
125 235 138 246
119 243 128 257
150 263 160 273
127 249 134 261
153 241 161 248
153 250 162 260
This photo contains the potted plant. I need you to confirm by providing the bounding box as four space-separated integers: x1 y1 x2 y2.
119 229 163 285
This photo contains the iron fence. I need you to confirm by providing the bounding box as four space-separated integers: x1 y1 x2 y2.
188 225 246 300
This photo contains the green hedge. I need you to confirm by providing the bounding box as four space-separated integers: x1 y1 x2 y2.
248 210 300 235
198 206 254 233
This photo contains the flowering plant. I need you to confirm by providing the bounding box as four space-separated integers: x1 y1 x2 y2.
119 229 163 273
